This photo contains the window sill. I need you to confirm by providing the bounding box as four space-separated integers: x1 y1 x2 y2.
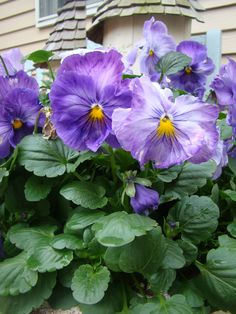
36 14 57 28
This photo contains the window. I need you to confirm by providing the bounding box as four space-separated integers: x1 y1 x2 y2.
36 0 102 28
36 0 67 28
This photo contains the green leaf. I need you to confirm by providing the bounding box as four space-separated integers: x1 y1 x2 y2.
162 161 217 202
218 235 236 249
168 196 219 244
177 281 204 308
156 51 192 76
129 295 193 314
58 262 78 288
162 239 185 269
217 118 232 140
79 281 123 314
26 49 53 63
227 222 236 238
177 239 198 265
223 189 236 201
24 176 52 201
9 225 56 254
66 208 106 231
0 252 38 296
27 246 73 272
195 247 236 312
51 234 83 250
18 135 80 177
48 284 78 310
228 156 236 176
157 166 182 183
118 228 166 276
148 269 176 293
9 225 73 272
92 211 157 247
0 272 56 314
0 168 9 183
60 182 108 209
71 264 110 304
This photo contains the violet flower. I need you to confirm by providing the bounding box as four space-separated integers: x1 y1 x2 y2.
112 77 219 169
130 184 159 215
169 41 214 97
139 17 176 80
0 48 24 76
50 50 132 152
0 88 42 159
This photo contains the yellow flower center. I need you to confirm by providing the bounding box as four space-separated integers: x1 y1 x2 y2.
157 116 175 138
89 104 104 121
185 66 192 75
149 49 154 57
12 119 23 129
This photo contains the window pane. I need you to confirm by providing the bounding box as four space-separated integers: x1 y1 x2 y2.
39 0 67 18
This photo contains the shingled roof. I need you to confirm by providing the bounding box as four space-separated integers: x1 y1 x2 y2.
45 0 86 59
87 0 204 42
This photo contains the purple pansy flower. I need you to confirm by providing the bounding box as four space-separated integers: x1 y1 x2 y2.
130 184 159 215
0 87 41 159
211 59 236 107
211 59 236 132
0 48 24 76
50 50 132 152
139 17 176 80
112 77 219 169
169 41 214 97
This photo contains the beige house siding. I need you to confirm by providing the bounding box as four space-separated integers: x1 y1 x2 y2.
0 0 53 54
192 0 236 63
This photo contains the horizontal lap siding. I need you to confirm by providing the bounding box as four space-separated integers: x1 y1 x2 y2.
191 0 236 64
0 0 53 54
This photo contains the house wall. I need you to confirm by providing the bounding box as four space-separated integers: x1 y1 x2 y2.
191 0 236 64
0 0 53 55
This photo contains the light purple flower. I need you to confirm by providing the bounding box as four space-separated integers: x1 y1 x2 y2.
130 184 159 215
112 77 219 169
169 41 214 97
211 59 236 107
50 50 132 152
211 59 236 132
0 88 41 159
0 48 24 76
212 137 228 180
139 17 176 80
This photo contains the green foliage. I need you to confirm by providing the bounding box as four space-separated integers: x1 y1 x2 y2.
60 181 108 209
156 51 192 76
26 50 53 63
195 246 236 312
167 196 219 244
71 264 110 304
92 211 157 247
24 176 52 201
0 272 56 314
0 252 38 296
18 135 80 177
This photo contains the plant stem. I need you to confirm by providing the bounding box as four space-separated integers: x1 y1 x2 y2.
33 108 44 134
0 55 9 76
108 147 117 184
47 61 55 81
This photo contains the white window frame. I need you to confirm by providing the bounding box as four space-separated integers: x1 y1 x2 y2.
35 0 103 28
35 0 58 28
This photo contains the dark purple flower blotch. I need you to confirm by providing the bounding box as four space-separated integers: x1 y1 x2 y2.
130 184 159 215
112 77 219 169
50 50 132 152
169 40 214 97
